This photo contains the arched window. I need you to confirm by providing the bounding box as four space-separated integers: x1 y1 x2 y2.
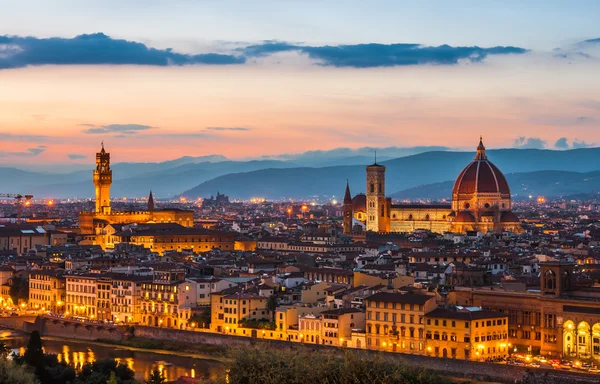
408 214 413 220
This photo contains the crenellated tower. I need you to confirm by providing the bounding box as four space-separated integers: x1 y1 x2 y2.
93 142 112 214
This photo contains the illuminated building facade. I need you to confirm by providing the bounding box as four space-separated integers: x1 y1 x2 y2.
28 270 66 314
66 275 98 319
344 138 523 235
449 261 600 359
425 308 509 360
364 292 437 354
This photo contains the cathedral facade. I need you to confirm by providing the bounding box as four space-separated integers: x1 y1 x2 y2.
344 138 523 235
79 144 194 247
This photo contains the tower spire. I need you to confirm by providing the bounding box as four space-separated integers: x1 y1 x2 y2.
374 149 377 165
344 179 352 204
475 136 487 160
148 190 155 212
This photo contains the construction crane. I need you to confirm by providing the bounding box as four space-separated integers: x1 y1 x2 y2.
0 193 34 222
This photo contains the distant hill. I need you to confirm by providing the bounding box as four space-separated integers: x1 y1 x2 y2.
391 170 600 200
181 148 600 200
5 147 600 199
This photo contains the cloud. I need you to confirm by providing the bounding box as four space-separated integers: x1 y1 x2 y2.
205 127 251 131
0 33 246 69
582 38 600 44
82 123 153 135
530 115 595 127
554 137 569 149
0 33 528 70
0 145 47 157
241 42 528 67
67 153 87 160
513 137 546 149
573 139 594 149
1 132 49 142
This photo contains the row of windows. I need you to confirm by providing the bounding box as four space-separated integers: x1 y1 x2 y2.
367 301 424 311
367 311 422 324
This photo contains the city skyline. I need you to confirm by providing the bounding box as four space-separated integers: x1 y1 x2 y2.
1 1 600 166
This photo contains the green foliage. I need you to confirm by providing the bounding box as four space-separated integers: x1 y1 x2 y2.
145 368 165 384
0 341 10 359
23 331 44 369
10 275 29 304
107 371 118 384
266 295 278 322
238 318 275 330
0 358 39 384
222 346 455 384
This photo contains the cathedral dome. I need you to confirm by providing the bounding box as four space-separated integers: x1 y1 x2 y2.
352 194 366 212
452 138 510 196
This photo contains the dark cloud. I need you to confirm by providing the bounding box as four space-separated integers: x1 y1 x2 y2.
0 33 246 69
0 145 47 157
82 123 153 134
205 127 251 131
573 140 594 149
554 137 569 149
0 33 528 70
513 137 546 149
1 132 49 142
67 153 87 160
241 42 528 67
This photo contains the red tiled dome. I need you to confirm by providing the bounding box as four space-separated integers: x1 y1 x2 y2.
452 138 510 196
352 194 366 212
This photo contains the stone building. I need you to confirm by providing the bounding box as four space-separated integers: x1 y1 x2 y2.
448 261 600 359
344 138 523 235
79 144 194 248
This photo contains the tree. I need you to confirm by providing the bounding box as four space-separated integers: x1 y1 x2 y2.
9 275 29 305
23 331 44 369
106 371 118 384
145 368 165 384
0 341 10 359
0 358 38 384
266 294 278 322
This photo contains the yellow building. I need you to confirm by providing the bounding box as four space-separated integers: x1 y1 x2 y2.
28 270 66 314
344 138 523 235
110 274 152 324
97 276 112 321
425 308 509 360
364 292 437 354
79 144 195 248
114 223 236 255
210 291 270 334
66 274 98 319
321 308 365 347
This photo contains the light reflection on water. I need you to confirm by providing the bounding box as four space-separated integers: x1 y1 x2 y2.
4 334 223 382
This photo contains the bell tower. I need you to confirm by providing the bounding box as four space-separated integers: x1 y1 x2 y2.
366 157 388 232
93 142 112 214
343 181 353 235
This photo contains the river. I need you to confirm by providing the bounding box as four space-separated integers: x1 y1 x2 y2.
1 330 224 382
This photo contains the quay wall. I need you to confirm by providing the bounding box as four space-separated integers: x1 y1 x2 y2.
5 317 599 383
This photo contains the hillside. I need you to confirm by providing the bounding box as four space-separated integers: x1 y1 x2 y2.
391 170 600 200
181 148 600 199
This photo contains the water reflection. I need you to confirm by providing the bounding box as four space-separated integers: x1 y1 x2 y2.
3 335 223 381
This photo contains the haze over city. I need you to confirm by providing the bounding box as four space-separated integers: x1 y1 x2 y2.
1 0 600 167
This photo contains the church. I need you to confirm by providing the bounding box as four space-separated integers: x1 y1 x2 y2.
343 138 523 235
79 144 195 248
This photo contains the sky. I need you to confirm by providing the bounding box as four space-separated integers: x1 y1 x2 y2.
1 0 599 166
